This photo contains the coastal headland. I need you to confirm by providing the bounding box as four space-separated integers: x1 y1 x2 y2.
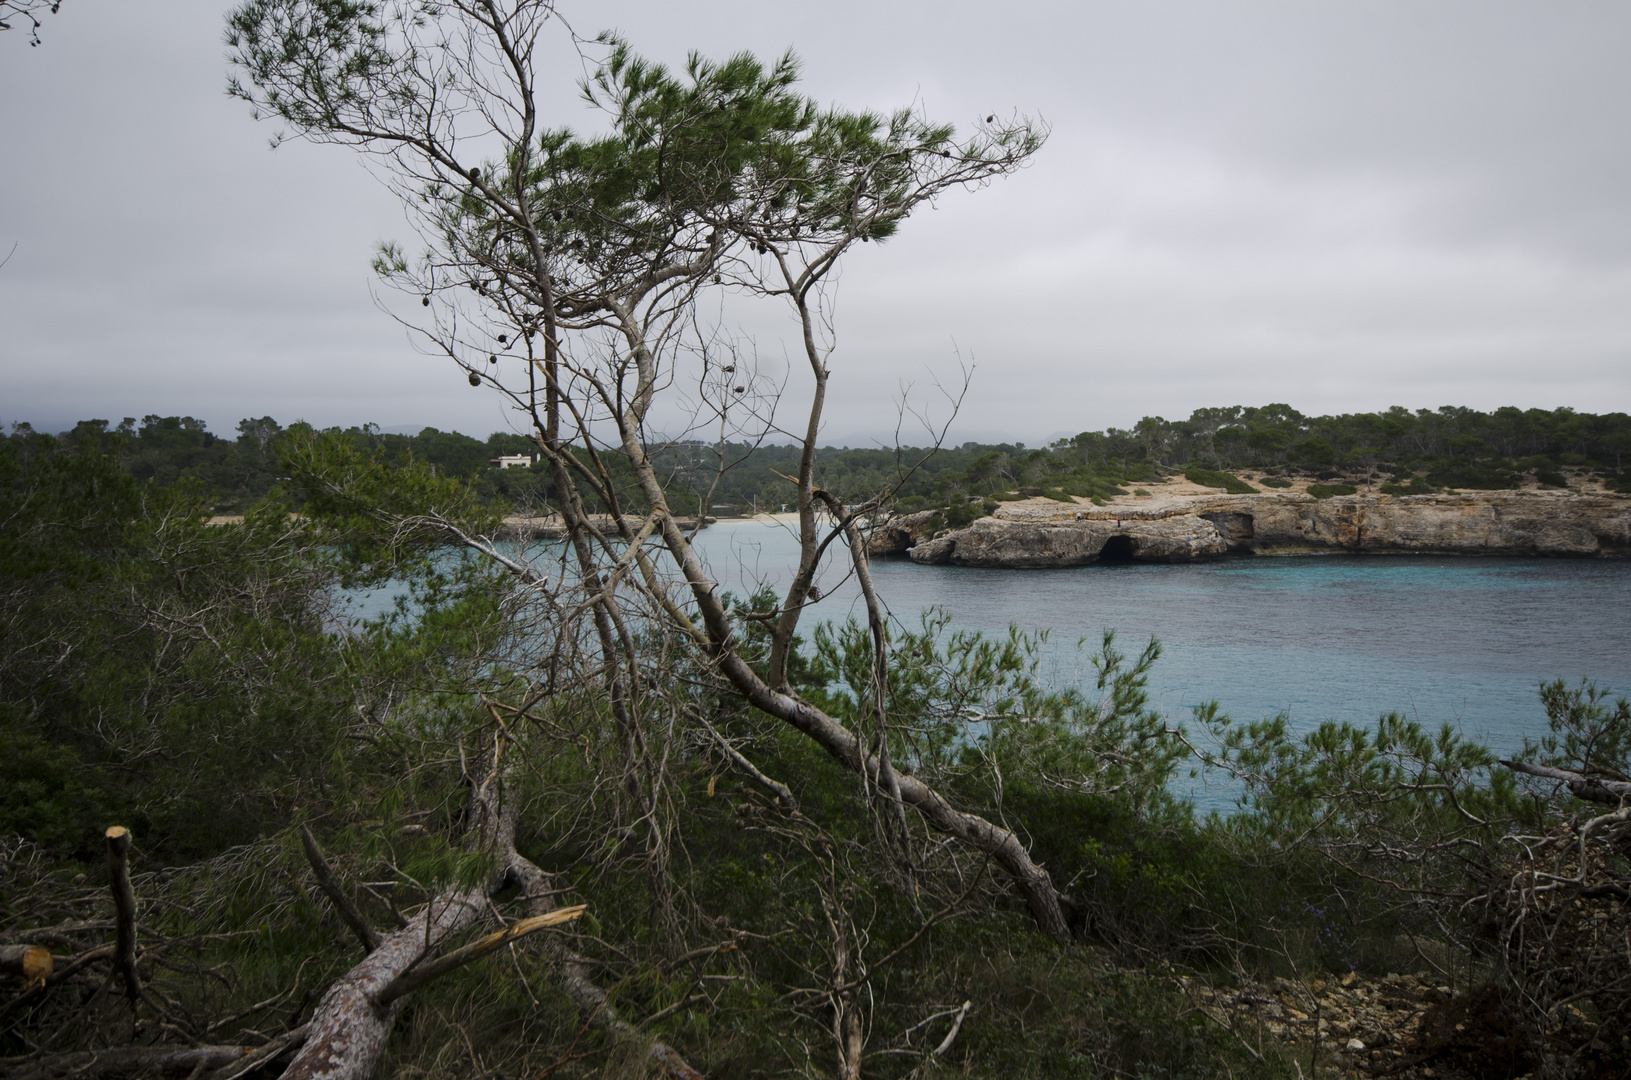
874 487 1631 567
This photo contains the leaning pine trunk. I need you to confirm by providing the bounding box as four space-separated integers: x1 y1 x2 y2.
279 889 485 1080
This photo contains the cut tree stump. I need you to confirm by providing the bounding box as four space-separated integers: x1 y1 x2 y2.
0 945 52 986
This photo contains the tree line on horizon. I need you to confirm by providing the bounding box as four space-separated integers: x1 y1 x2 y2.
8 401 1627 518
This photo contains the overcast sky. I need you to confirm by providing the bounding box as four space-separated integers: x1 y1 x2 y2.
4 1 1630 446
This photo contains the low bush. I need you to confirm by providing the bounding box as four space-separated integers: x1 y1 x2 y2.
1184 467 1257 494
1259 476 1294 488
941 499 988 529
1426 462 1523 490
1306 483 1358 498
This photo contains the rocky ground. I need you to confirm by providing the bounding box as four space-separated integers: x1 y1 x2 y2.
1178 970 1552 1079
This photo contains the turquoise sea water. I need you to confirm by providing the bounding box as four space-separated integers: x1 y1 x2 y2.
345 518 1631 808
691 519 1631 778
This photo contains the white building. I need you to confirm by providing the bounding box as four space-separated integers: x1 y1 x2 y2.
491 454 535 469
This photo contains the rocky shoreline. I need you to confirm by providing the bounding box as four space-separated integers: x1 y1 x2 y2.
496 514 714 540
871 489 1631 567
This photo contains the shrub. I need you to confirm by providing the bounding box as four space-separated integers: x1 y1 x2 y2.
1183 467 1257 494
1133 488 1150 496
1259 476 1293 489
1380 476 1437 496
1535 469 1568 488
1426 462 1522 490
942 499 987 529
1306 483 1358 499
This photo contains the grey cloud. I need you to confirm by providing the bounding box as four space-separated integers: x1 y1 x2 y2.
2 0 1628 443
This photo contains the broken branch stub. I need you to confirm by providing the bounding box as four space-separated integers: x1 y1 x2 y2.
104 825 140 1002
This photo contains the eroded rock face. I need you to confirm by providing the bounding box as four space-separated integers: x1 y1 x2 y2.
1193 491 1631 557
867 509 942 555
881 491 1631 568
907 515 1230 567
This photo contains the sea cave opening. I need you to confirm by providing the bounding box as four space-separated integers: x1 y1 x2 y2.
1097 534 1137 564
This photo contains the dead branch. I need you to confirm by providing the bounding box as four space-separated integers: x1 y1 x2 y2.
927 1000 971 1062
298 825 381 953
1499 759 1631 805
204 1024 310 1080
0 1041 266 1080
691 708 798 810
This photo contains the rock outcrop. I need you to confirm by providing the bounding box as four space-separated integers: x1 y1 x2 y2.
874 491 1631 568
906 514 1229 567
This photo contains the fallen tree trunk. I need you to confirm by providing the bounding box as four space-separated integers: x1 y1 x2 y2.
278 759 593 1080
278 887 487 1080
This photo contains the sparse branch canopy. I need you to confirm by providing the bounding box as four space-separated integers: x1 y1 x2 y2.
1 0 62 46
227 0 1069 950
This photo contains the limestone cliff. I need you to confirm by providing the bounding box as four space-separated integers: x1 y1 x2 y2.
877 491 1631 568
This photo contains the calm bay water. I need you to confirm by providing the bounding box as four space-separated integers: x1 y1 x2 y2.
347 518 1631 808
692 519 1631 774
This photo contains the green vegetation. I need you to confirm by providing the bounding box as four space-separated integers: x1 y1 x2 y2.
1305 482 1358 498
1184 466 1257 493
5 423 1631 1078
0 426 505 861
1380 476 1438 496
1067 403 1630 494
